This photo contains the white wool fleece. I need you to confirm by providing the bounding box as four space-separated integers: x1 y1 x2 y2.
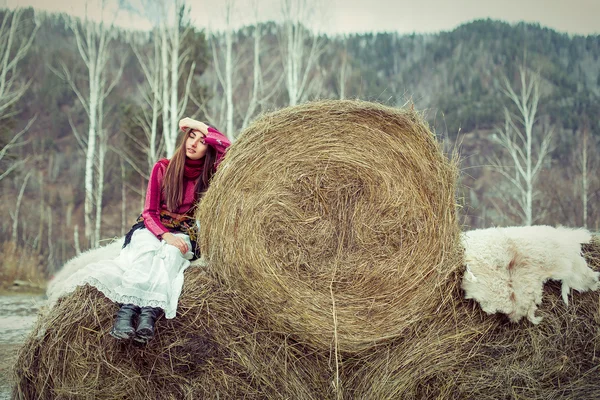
461 226 598 324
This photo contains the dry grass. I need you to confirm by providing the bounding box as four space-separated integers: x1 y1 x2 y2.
0 242 46 291
197 99 463 353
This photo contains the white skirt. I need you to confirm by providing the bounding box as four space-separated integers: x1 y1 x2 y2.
51 229 193 319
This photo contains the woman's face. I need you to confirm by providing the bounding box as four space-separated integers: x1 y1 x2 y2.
185 130 208 160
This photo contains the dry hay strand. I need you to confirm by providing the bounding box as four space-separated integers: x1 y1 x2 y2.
12 270 336 400
340 241 600 400
197 99 462 353
582 235 600 270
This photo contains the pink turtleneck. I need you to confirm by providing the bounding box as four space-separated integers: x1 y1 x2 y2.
141 127 230 238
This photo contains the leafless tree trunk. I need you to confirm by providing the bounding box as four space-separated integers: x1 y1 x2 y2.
338 39 350 100
207 0 236 139
56 13 105 244
10 171 32 243
47 205 54 273
74 225 82 256
169 6 182 141
94 124 108 246
78 18 102 244
160 0 195 157
581 128 589 228
131 30 163 168
241 21 262 130
241 1 283 130
492 65 552 226
224 5 234 136
0 8 38 118
0 10 38 181
204 1 282 135
120 157 127 235
55 7 124 247
280 0 323 106
161 18 171 155
575 121 597 229
0 117 34 181
34 172 43 252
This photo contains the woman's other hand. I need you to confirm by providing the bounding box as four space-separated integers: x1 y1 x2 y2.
162 232 189 255
179 117 209 136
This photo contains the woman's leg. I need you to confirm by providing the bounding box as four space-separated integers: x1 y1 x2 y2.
134 306 163 343
110 303 141 340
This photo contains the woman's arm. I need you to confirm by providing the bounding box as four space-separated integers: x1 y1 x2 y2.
141 161 170 238
179 117 231 157
205 126 231 156
141 160 191 254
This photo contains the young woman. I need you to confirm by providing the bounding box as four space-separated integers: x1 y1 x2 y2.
56 118 230 344
111 118 230 343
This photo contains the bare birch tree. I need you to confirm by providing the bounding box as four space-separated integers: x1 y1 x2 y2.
130 30 164 169
240 1 283 129
580 127 589 228
205 0 235 139
55 4 124 246
280 0 324 106
121 0 195 158
0 8 38 118
240 22 263 130
0 117 34 181
337 38 350 100
492 66 553 226
94 120 108 245
204 0 282 136
0 9 38 180
223 0 234 136
159 0 196 157
120 157 127 235
574 120 597 228
10 170 32 243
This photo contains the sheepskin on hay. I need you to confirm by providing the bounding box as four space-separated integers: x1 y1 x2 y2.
461 226 599 324
197 99 462 352
13 272 335 400
45 238 124 306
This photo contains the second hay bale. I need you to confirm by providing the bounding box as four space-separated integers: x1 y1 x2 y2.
343 236 600 399
198 100 462 352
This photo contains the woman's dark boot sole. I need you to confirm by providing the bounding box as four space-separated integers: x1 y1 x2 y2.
132 327 153 344
109 326 136 340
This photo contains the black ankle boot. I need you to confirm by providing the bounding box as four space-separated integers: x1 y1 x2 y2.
134 307 162 343
110 304 140 340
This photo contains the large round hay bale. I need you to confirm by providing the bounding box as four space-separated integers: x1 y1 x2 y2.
12 270 334 400
198 99 462 352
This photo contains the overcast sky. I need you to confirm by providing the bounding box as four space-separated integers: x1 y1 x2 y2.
5 0 600 35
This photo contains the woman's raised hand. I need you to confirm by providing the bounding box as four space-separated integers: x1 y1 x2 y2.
179 117 209 135
162 232 189 255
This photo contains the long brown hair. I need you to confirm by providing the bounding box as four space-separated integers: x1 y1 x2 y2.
162 128 218 211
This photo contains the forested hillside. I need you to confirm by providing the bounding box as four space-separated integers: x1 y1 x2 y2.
0 7 598 280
